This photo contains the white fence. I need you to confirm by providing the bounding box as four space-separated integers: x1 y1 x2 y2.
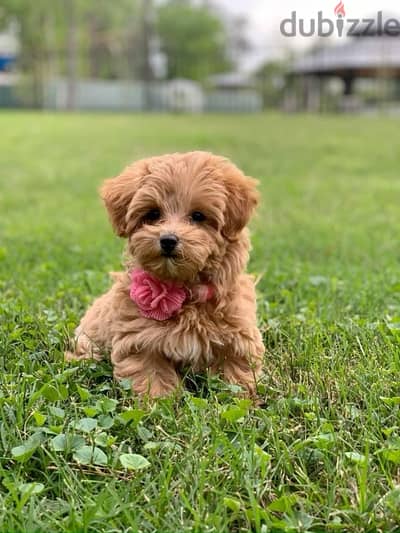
44 78 262 113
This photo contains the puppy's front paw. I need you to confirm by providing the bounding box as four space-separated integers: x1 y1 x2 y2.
112 351 180 398
64 350 82 362
64 349 101 362
65 328 104 362
221 356 262 398
132 374 179 398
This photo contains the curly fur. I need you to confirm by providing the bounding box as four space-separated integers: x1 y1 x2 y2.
65 151 265 397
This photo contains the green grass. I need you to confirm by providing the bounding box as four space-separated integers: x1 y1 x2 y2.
1 111 400 532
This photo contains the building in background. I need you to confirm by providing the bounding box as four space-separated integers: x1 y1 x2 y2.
288 14 400 113
0 24 19 107
207 71 262 112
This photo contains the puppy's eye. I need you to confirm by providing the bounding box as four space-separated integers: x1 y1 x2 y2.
190 211 206 223
143 208 161 223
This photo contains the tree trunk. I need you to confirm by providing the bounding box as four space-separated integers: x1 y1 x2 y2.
65 0 78 110
139 0 154 109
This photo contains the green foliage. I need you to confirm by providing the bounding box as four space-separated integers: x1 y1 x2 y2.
157 0 230 80
73 445 108 466
0 0 63 105
1 0 233 106
1 111 400 531
120 453 150 470
256 60 288 109
0 0 142 105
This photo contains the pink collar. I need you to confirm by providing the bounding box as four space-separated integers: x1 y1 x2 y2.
129 268 214 321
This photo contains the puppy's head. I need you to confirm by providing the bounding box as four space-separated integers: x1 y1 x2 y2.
101 152 259 282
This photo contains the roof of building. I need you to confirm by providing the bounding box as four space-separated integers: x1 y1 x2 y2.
292 35 400 76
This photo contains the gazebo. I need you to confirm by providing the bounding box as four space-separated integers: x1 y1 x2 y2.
289 15 400 111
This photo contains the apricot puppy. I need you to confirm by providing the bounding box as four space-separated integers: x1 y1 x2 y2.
66 151 265 397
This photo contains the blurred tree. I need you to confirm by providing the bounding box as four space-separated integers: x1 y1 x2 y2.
0 0 59 106
157 0 230 81
64 0 77 109
256 60 288 109
0 0 238 106
136 0 154 83
0 0 144 106
81 0 141 80
224 14 252 70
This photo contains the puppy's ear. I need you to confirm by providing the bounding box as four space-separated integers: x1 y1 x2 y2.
222 165 260 238
100 160 148 237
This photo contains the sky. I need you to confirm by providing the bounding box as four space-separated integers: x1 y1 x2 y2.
215 0 400 70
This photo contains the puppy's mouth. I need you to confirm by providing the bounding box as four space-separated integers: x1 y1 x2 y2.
161 251 178 259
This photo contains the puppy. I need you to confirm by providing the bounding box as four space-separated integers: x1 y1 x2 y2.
66 151 265 397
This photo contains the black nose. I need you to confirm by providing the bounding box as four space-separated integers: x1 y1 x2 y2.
160 234 179 255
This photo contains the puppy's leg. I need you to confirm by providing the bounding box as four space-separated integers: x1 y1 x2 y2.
222 354 261 396
216 330 264 396
65 292 112 362
213 275 265 396
111 340 180 397
65 326 104 362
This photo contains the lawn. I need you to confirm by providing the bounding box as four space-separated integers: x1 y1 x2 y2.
1 111 400 532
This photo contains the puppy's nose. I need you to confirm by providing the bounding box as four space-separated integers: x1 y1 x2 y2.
160 234 179 255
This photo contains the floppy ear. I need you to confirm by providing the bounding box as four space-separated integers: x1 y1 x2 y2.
100 159 148 237
222 165 260 238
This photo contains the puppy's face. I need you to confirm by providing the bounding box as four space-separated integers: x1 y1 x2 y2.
101 152 258 282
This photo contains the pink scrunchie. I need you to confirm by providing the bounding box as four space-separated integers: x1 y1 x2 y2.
130 268 213 321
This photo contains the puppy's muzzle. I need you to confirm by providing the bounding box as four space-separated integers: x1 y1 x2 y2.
160 233 179 256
